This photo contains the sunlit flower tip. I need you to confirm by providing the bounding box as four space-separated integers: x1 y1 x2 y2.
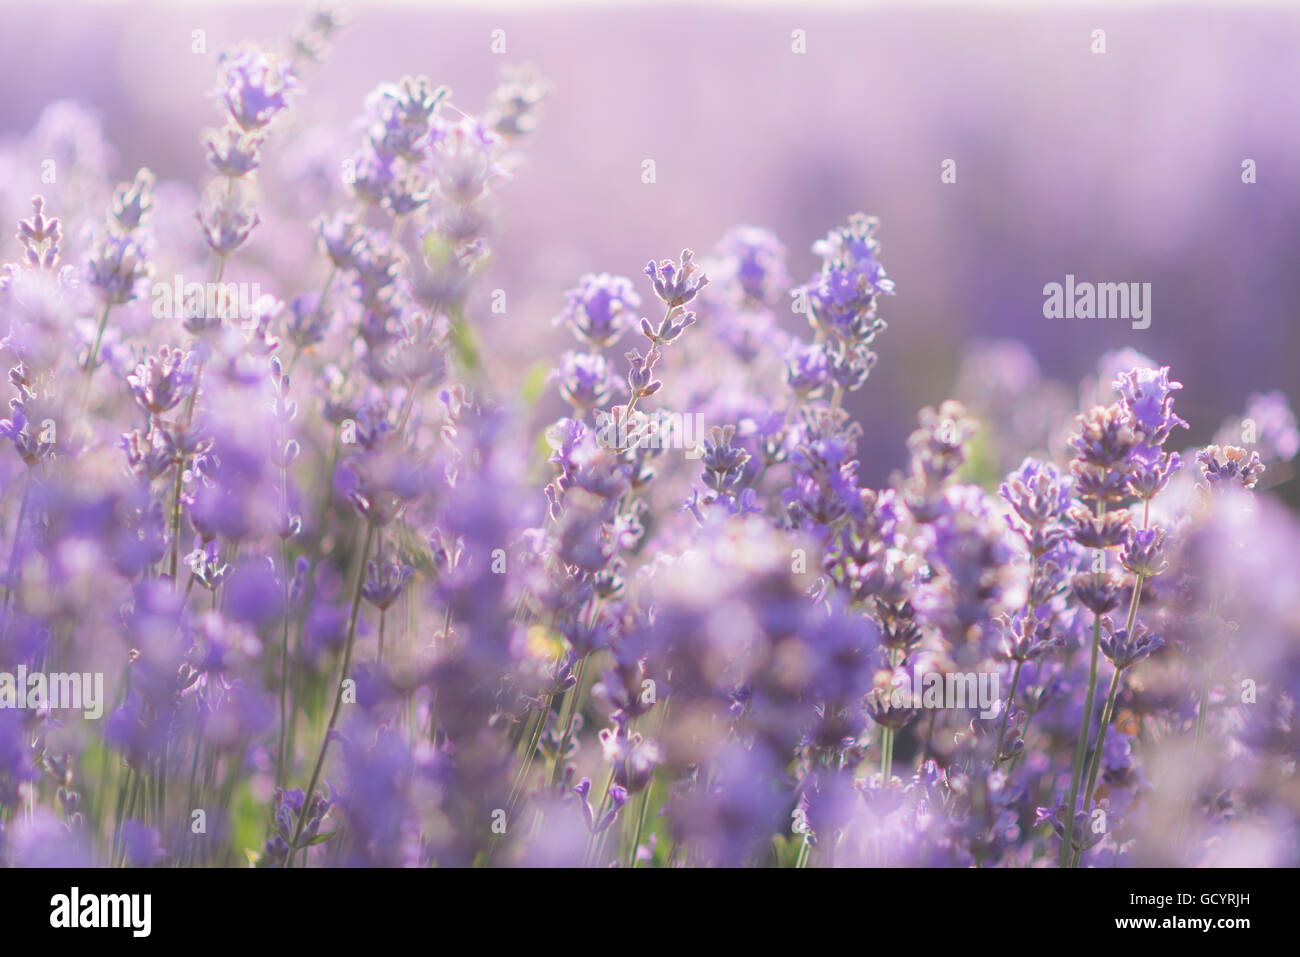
1112 365 1188 447
0 402 55 466
195 189 260 257
86 232 151 304
1120 526 1167 577
204 125 266 178
485 63 549 140
1099 620 1165 669
126 345 196 415
556 351 614 411
17 196 63 270
214 48 300 132
110 167 156 231
1196 445 1265 493
999 457 1072 530
361 559 414 610
1066 504 1132 549
644 249 709 308
1070 403 1137 471
624 348 662 399
1070 570 1124 615
784 342 830 396
716 225 789 306
555 273 641 347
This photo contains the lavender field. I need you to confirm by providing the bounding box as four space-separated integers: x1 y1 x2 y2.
0 0 1297 871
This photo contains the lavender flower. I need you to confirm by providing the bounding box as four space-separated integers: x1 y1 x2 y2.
1 10 1296 874
1196 445 1265 492
644 249 709 308
555 273 642 347
1099 620 1165 669
86 232 150 305
213 48 300 132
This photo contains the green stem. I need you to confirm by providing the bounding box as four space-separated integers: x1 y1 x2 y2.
548 652 589 787
627 786 652 868
85 302 113 375
1061 504 1107 867
995 660 1023 763
1073 666 1123 867
276 538 293 791
1 469 33 612
288 522 375 864
1061 609 1102 867
996 553 1038 764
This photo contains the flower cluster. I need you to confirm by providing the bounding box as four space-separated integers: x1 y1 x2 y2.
0 5 1297 872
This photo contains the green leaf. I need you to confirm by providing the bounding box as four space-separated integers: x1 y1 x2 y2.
448 318 481 374
519 360 552 405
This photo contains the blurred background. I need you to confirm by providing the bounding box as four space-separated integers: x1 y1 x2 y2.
3 0 1298 496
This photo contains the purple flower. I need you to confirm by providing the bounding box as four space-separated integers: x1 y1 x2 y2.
784 342 830 396
623 347 662 401
573 777 629 833
699 424 751 497
0 402 54 466
644 249 709 308
110 168 156 231
1070 570 1124 615
555 273 642 347
284 293 333 351
213 48 299 132
1120 527 1167 577
1000 457 1072 531
556 351 615 411
1070 404 1137 471
1067 504 1132 549
716 225 789 306
1113 366 1188 447
811 213 894 292
1126 443 1182 500
361 558 414 610
314 210 362 269
1196 445 1265 493
203 125 265 178
195 186 260 257
598 726 662 794
86 232 151 304
127 346 196 415
1099 621 1165 669
15 197 62 271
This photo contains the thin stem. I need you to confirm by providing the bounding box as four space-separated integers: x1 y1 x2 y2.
996 553 1038 764
995 660 1024 763
1073 666 1123 867
289 522 375 863
627 786 652 868
548 652 590 787
86 302 113 373
276 538 293 791
166 458 186 583
880 648 899 780
794 834 811 869
1 469 33 612
1060 503 1106 867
